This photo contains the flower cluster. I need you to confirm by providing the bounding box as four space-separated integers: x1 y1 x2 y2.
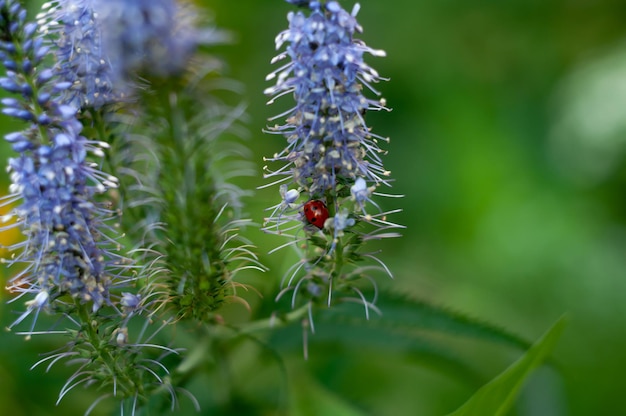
0 0 224 412
0 0 125 332
263 0 402 331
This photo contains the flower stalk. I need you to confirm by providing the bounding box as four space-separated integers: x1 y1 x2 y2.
263 0 403 337
0 0 126 331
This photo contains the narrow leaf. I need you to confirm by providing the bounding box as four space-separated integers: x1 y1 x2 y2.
447 316 566 416
311 291 532 350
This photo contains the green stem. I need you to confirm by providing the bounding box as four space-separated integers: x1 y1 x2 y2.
76 302 140 397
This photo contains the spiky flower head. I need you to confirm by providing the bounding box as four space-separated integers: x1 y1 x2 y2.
82 0 263 324
263 0 402 333
264 0 390 196
0 0 125 331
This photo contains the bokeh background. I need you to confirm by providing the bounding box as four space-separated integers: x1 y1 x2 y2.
1 0 626 415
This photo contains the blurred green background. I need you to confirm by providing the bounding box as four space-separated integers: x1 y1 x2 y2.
2 0 626 415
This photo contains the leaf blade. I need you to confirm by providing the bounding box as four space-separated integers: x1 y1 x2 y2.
447 316 567 416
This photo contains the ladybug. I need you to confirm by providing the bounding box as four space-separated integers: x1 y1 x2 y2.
303 200 329 229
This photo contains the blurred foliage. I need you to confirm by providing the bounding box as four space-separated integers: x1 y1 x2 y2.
1 0 626 415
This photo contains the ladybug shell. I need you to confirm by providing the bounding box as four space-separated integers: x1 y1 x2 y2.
303 200 329 229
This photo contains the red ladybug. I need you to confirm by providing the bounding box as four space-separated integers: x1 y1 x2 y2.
303 200 329 229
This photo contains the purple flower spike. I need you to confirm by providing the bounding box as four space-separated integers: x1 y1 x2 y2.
264 1 391 199
263 2 403 335
0 0 127 330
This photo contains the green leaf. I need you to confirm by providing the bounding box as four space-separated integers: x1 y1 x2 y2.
265 292 534 385
309 290 531 351
260 290 536 384
447 316 566 416
289 368 366 416
370 291 531 349
269 316 481 382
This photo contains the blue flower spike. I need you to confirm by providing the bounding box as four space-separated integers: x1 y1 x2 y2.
0 0 129 335
263 0 404 350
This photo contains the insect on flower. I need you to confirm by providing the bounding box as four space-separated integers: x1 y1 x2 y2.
303 200 329 229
